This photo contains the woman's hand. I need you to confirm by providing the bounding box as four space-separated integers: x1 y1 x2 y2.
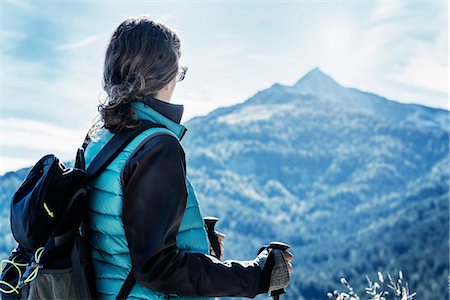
210 230 226 260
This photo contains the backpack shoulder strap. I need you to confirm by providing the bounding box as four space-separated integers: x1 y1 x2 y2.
72 120 166 299
117 271 135 300
85 120 166 178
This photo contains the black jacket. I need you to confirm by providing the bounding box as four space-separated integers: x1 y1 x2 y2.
118 95 272 298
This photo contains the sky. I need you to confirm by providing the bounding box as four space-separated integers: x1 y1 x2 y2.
1 0 448 175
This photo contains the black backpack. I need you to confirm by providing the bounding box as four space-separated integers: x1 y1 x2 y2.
0 120 165 299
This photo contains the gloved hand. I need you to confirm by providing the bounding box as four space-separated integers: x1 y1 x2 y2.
254 246 294 292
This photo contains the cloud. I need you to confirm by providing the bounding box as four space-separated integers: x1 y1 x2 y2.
4 0 33 12
0 117 89 175
180 94 237 124
368 1 407 24
386 41 447 93
351 1 448 107
2 29 28 53
55 34 102 51
383 2 448 95
1 117 86 152
1 18 108 174
3 49 103 127
0 156 36 175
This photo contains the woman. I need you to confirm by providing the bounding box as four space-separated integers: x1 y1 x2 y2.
83 16 294 299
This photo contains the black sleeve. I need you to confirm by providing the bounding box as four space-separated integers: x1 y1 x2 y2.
120 133 271 298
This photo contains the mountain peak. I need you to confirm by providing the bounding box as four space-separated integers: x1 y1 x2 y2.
293 67 339 88
305 67 326 77
291 67 344 99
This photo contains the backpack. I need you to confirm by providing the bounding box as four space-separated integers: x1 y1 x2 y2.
0 120 166 299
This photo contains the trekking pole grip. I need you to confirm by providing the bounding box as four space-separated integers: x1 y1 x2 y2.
204 217 221 259
268 241 290 300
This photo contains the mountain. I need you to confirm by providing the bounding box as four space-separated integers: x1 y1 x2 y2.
182 67 449 299
1 67 448 299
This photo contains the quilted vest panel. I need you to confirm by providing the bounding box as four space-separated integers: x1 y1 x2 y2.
84 124 212 300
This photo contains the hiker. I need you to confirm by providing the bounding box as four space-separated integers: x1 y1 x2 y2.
83 15 294 299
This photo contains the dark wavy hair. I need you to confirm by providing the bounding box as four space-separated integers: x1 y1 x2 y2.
90 16 181 136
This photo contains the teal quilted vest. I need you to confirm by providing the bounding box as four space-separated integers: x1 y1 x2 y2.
84 101 213 299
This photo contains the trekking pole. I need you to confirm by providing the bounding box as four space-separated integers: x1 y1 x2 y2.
204 217 221 260
267 241 291 300
204 217 221 300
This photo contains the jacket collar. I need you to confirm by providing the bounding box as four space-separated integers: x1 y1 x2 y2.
142 94 184 123
130 96 187 140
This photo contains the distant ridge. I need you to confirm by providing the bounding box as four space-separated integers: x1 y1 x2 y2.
190 67 449 131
